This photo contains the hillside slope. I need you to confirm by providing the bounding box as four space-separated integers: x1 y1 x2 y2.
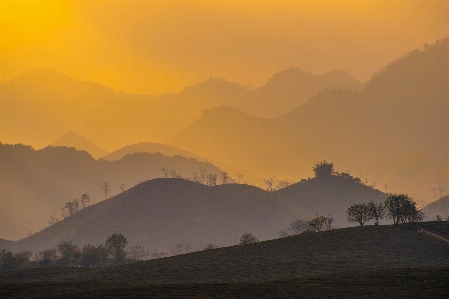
2 224 449 298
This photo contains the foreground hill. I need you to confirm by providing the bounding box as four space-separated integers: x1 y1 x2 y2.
1 223 448 298
52 132 108 159
0 143 223 240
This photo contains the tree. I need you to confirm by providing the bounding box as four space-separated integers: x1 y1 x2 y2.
171 244 192 256
63 199 79 217
220 172 230 184
129 245 149 261
100 181 110 197
308 215 335 232
275 180 290 190
80 193 90 209
236 173 246 184
384 194 425 224
35 248 57 267
287 219 313 235
312 160 334 179
263 177 275 191
161 167 169 178
119 183 127 192
239 233 259 245
347 203 372 226
0 250 32 271
203 243 218 250
57 241 80 266
367 201 385 225
206 173 218 186
80 244 109 267
105 233 128 264
435 215 443 221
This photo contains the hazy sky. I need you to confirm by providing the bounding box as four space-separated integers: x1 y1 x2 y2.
1 0 448 95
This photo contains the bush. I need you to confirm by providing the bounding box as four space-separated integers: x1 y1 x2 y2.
240 233 259 245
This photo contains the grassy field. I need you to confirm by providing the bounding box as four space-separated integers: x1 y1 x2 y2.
1 223 448 298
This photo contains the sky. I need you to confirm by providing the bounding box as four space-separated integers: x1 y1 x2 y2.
1 0 449 95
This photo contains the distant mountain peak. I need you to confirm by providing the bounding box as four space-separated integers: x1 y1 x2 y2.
52 132 108 159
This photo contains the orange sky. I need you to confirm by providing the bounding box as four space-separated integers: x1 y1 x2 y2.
1 0 448 95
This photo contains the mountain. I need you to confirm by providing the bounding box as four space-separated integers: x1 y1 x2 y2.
101 142 204 162
248 68 365 117
167 38 449 202
2 174 386 253
52 132 108 159
0 66 363 151
0 143 224 240
423 194 449 220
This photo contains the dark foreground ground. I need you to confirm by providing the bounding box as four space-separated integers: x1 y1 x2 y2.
1 223 448 298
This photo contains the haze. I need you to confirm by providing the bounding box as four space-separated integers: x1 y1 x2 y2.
2 1 448 95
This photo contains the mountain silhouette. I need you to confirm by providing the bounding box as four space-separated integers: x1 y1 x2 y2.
52 132 108 159
2 175 385 253
0 143 224 240
1 67 362 151
102 142 205 162
167 38 449 202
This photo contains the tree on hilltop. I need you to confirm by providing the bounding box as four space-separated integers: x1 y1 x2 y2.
312 160 334 179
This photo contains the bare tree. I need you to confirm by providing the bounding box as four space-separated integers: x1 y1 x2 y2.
129 245 149 261
236 173 246 184
203 243 218 250
199 168 206 183
220 172 230 184
275 180 290 190
206 173 218 186
80 193 90 209
309 215 335 231
263 177 275 191
169 169 178 178
161 167 169 178
384 183 388 192
287 219 313 235
438 187 445 199
100 182 110 197
119 183 127 193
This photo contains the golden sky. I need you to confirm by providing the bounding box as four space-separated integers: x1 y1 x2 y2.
1 0 448 95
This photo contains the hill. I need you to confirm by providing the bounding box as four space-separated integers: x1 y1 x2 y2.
167 38 449 202
101 142 204 162
52 132 108 159
2 174 386 253
423 194 449 220
1 223 449 298
4 178 310 253
0 143 224 240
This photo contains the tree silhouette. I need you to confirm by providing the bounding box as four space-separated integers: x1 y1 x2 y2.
347 203 372 226
312 160 334 178
105 233 128 264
